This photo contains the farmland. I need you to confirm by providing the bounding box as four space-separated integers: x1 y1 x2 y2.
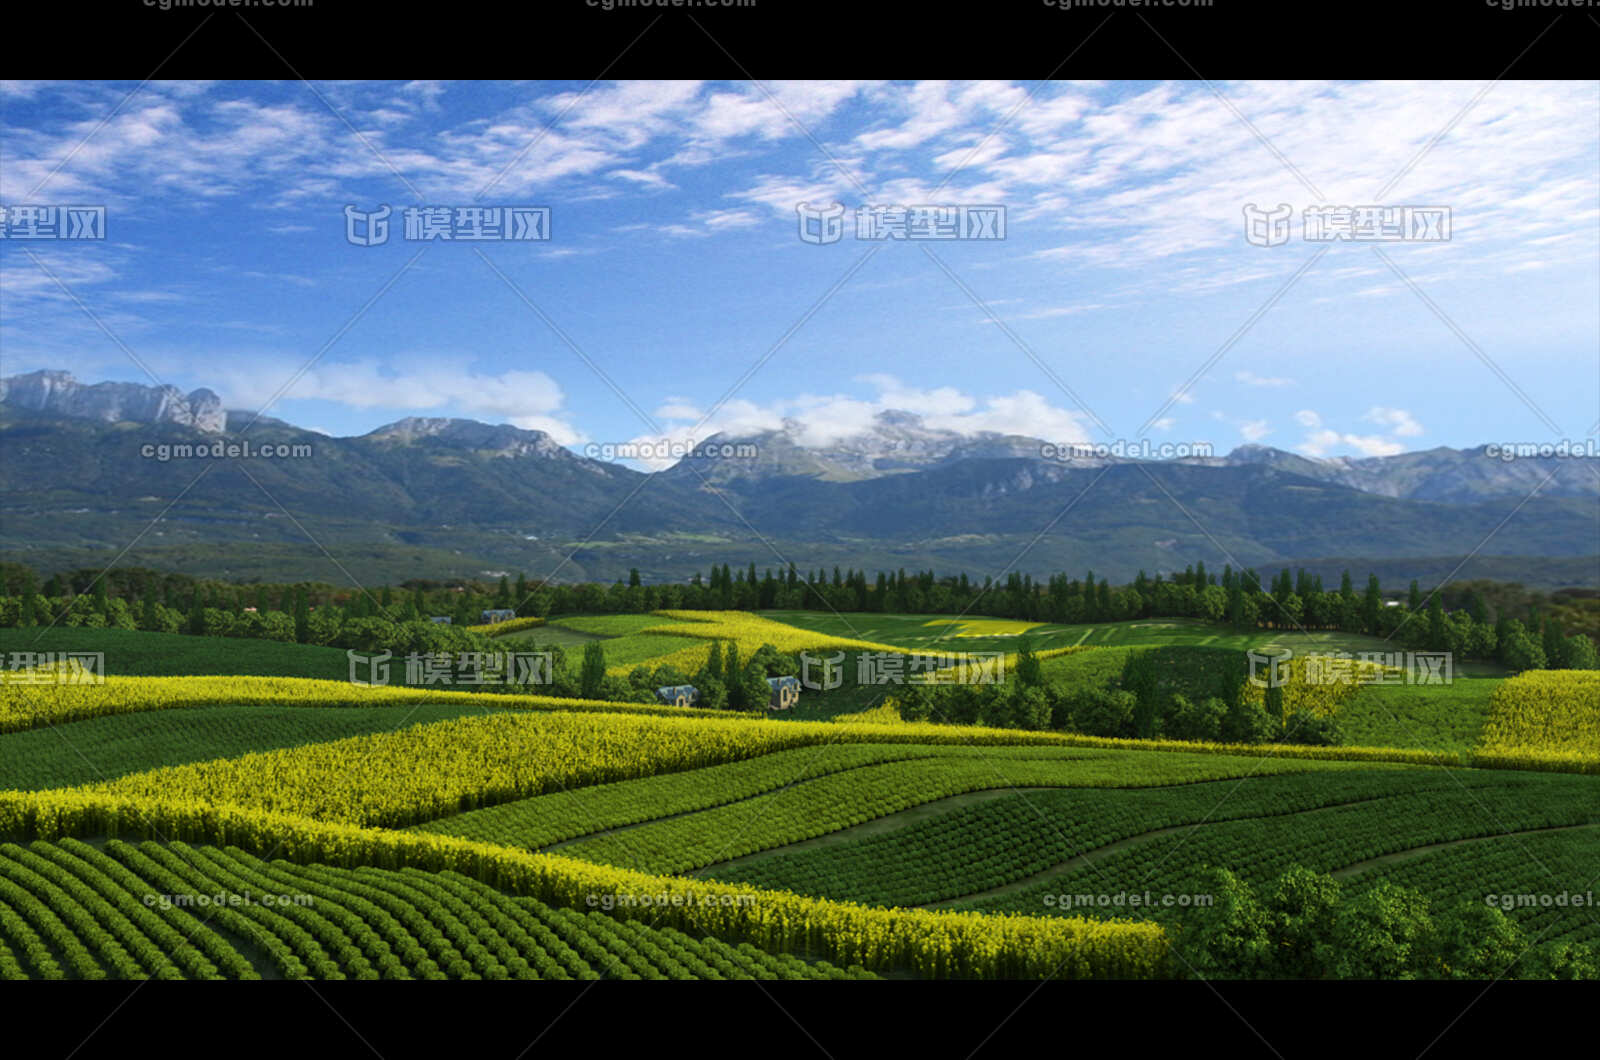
0 607 1593 980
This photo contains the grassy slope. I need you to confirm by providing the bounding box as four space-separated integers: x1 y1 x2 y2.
1337 678 1502 755
0 627 351 680
0 703 490 791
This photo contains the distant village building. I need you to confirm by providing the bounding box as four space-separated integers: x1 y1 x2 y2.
479 609 517 624
767 675 801 711
656 685 699 708
429 616 453 624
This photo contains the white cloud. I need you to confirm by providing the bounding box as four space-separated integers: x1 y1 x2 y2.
7 79 1592 293
1294 408 1419 458
1211 410 1272 442
207 357 585 445
612 375 1092 469
1364 406 1424 437
1301 429 1404 458
1235 369 1295 387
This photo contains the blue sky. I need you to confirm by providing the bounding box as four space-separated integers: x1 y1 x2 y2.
2 79 1596 467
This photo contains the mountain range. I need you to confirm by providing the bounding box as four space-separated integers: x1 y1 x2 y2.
2 370 1596 587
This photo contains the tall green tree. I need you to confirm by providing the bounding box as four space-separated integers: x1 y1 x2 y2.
293 587 310 644
723 641 744 708
580 641 607 699
1014 635 1042 687
1362 574 1383 634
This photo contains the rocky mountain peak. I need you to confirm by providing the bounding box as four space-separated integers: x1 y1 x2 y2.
0 369 225 433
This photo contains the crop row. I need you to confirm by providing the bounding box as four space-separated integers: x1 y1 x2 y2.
81 709 840 828
0 788 1170 978
73 701 1466 834
14 673 1576 780
708 769 1567 908
0 674 705 735
964 783 1600 940
0 703 485 793
412 743 949 849
554 748 1380 875
1344 824 1600 946
0 838 878 980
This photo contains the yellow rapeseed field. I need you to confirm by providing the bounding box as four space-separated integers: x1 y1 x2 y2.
464 616 546 636
0 674 705 734
921 618 1044 636
606 610 911 676
75 709 823 827
1476 670 1600 773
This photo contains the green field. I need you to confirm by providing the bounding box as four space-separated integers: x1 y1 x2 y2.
0 608 1589 980
765 610 1506 665
697 767 1598 949
0 704 494 791
0 627 352 681
1337 678 1502 755
0 837 873 979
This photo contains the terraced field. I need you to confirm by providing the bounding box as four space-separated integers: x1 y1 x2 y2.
0 703 491 791
547 750 1377 875
698 769 1600 946
0 612 1591 980
0 838 874 979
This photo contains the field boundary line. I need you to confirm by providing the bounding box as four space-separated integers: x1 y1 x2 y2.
1330 821 1600 880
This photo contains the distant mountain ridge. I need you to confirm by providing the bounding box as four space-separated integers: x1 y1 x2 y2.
6 371 1594 503
666 411 1061 484
676 413 1598 503
2 370 1595 585
1207 442 1600 503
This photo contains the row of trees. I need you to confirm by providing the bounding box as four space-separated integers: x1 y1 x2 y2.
2 559 1594 673
893 639 1342 744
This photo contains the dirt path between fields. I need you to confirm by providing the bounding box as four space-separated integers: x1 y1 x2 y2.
1330 821 1600 879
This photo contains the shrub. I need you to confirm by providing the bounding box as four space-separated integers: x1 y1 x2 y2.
1070 688 1137 739
1163 694 1227 742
